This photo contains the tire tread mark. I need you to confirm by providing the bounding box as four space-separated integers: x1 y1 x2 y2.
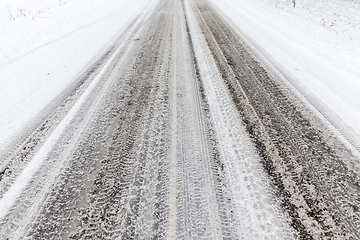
191 0 360 239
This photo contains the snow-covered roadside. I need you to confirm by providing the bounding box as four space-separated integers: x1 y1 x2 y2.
0 0 146 64
209 0 360 148
0 0 151 147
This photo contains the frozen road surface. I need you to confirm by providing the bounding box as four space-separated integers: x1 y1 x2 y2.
1 0 360 239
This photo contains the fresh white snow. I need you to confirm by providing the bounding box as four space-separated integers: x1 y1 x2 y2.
0 0 150 147
210 0 360 147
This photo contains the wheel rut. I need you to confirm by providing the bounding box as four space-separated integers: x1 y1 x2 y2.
1 0 359 239
190 0 360 238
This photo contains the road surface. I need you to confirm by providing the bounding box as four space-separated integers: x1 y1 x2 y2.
1 0 360 239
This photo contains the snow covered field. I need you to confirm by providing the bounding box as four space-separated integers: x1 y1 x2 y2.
0 0 149 147
210 0 360 149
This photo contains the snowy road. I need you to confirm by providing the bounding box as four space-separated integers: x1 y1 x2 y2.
1 0 360 239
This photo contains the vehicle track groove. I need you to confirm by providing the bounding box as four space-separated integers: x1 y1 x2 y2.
191 0 360 238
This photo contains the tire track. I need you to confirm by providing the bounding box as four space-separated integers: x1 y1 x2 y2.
0 8 147 195
28 1 173 239
185 0 296 238
2 0 349 238
191 0 360 238
174 1 244 238
0 2 157 239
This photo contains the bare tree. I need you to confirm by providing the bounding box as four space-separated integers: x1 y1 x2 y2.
7 7 15 21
